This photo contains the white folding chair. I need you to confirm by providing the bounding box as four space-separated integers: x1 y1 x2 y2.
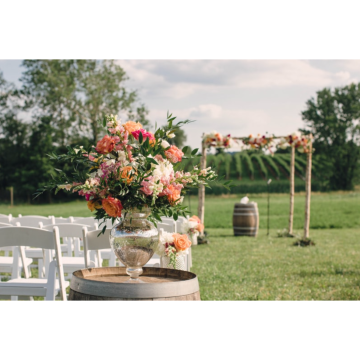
42 223 94 280
0 226 68 301
12 216 55 227
53 217 74 224
71 217 97 227
0 214 12 223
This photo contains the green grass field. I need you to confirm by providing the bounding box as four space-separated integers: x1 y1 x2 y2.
1 191 360 300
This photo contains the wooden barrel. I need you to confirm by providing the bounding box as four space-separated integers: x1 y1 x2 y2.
68 267 201 301
233 202 259 237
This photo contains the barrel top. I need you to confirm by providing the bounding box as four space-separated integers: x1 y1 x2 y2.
70 267 199 299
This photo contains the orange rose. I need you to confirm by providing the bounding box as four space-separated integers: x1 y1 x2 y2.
166 184 181 205
102 196 123 218
164 145 184 163
172 233 191 251
123 121 142 134
87 199 103 212
189 215 204 232
119 165 136 184
95 135 119 154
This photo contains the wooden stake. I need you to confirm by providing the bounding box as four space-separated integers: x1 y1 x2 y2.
10 186 13 207
198 137 206 234
288 146 295 234
304 137 313 240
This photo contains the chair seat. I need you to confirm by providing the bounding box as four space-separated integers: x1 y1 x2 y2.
2 278 69 288
100 249 112 259
0 278 70 297
62 257 85 266
0 256 32 272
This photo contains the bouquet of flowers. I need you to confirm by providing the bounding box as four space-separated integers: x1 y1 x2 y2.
36 112 224 232
242 134 274 150
278 132 312 153
203 131 232 148
182 215 204 235
155 231 192 269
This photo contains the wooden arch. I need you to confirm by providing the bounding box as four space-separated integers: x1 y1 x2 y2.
197 134 313 240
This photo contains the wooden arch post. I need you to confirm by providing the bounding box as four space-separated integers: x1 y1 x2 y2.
303 135 313 240
198 136 206 234
288 146 295 234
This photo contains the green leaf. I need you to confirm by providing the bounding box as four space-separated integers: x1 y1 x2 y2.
191 148 198 156
139 131 143 144
173 213 178 221
182 146 190 154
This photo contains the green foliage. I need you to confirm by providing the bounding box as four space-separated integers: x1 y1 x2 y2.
261 154 281 179
272 155 290 176
301 83 360 190
234 152 242 179
251 154 268 179
242 152 254 179
224 153 232 179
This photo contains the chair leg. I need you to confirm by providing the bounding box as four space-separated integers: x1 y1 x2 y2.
45 260 57 301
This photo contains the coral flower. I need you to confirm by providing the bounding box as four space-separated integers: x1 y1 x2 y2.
119 165 136 184
87 199 103 212
172 233 191 252
164 145 184 163
102 196 123 218
123 121 142 134
95 135 119 154
165 184 181 205
189 215 204 232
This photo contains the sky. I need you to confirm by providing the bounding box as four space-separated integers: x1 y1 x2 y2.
1 59 360 150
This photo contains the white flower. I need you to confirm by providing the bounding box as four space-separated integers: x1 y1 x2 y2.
117 150 127 163
73 148 80 154
105 159 115 166
161 140 170 148
166 131 175 139
152 160 174 181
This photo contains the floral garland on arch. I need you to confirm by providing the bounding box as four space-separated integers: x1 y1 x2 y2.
203 131 234 148
35 112 222 232
242 134 275 152
278 132 313 153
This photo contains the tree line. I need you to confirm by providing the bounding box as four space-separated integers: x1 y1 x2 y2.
1 60 359 203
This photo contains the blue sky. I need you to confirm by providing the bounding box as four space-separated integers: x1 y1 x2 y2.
1 59 360 150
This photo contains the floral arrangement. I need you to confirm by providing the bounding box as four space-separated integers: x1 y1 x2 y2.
278 132 312 153
203 131 233 148
242 134 274 151
155 231 192 269
181 215 204 236
36 112 224 232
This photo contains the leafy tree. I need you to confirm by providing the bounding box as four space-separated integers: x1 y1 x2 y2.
75 60 151 142
301 83 360 190
20 60 78 147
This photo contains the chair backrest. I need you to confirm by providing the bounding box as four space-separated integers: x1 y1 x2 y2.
71 217 97 227
41 223 92 237
0 226 58 249
82 228 111 268
53 217 74 224
157 222 176 233
13 216 55 227
0 214 12 221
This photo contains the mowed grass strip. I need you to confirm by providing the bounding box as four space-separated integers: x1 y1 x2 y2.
193 228 360 300
1 191 360 230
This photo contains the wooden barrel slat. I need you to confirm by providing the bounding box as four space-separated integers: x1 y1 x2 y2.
68 267 201 301
233 202 259 237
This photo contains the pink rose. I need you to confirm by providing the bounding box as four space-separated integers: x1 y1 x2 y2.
132 129 155 144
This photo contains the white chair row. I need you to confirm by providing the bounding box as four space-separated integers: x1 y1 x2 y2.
0 226 68 301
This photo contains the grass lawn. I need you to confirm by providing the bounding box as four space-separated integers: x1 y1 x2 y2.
1 191 360 300
193 228 360 300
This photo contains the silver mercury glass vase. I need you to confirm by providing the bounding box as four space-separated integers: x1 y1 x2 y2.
109 210 158 282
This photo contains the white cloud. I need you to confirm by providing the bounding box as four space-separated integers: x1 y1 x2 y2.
118 59 360 95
